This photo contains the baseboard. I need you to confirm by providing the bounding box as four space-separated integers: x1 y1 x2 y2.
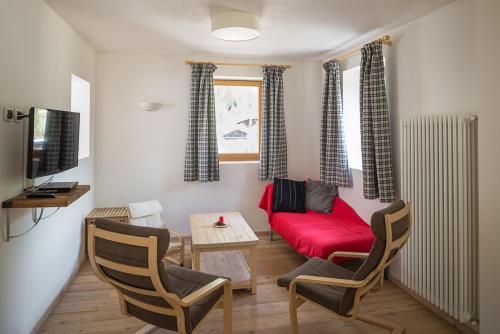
388 274 478 334
31 255 86 334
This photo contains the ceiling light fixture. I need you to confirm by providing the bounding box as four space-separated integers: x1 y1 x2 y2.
211 11 260 41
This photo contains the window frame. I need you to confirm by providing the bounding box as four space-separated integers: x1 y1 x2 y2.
341 65 363 171
339 55 363 171
71 74 91 161
214 79 262 162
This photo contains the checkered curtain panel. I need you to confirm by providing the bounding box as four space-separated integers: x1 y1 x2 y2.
259 66 288 180
320 60 350 187
360 41 395 202
184 63 220 182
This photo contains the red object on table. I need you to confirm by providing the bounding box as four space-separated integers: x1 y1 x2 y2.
218 216 225 224
258 183 375 263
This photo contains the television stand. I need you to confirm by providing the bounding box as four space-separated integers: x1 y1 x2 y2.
2 185 90 241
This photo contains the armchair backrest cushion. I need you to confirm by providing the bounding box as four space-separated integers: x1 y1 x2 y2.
93 219 170 292
338 200 409 315
370 200 410 241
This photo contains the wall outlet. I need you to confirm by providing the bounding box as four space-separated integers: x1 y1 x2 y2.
3 106 15 122
14 108 24 122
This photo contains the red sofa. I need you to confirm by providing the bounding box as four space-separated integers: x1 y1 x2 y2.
259 183 375 261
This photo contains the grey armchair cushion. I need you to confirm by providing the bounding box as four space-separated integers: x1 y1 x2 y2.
94 219 171 292
128 262 225 333
370 200 409 240
91 219 226 334
277 257 354 288
94 218 171 267
340 201 409 314
305 179 338 213
277 257 354 314
277 200 411 316
338 240 385 315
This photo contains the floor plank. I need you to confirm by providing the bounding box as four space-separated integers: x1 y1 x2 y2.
39 238 459 334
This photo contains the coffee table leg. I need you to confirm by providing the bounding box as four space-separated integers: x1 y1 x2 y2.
193 248 201 271
250 246 257 294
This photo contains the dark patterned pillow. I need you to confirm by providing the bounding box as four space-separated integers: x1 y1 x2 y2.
272 178 306 213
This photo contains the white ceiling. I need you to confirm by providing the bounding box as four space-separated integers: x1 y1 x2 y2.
45 0 452 60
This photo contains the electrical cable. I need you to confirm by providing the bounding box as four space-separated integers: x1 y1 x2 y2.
8 207 61 239
9 208 44 239
40 207 60 220
24 176 55 193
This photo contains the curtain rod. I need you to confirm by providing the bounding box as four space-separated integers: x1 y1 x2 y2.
184 60 292 69
324 35 392 63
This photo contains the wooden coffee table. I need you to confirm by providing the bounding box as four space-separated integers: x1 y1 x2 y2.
189 212 259 294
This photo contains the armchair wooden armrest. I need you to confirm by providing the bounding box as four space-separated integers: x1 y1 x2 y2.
327 251 370 262
291 275 365 289
179 278 231 307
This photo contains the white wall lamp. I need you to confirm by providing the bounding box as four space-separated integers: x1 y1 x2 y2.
139 101 161 111
211 11 260 41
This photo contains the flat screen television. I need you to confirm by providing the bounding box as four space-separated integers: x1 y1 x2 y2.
27 107 80 179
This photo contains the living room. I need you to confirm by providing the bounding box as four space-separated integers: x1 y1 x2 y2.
0 0 499 333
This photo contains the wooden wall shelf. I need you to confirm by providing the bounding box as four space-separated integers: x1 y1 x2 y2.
2 185 90 209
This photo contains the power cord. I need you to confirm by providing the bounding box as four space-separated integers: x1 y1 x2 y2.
8 207 61 239
39 207 60 220
24 176 55 193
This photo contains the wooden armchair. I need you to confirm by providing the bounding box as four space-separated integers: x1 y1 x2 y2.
128 200 185 266
88 219 232 334
278 200 411 334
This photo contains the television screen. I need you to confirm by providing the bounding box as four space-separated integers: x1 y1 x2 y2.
27 107 80 179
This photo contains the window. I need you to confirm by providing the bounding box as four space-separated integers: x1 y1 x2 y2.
214 80 262 161
342 66 362 170
71 74 91 160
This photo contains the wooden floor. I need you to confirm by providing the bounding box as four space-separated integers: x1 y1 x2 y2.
40 237 459 334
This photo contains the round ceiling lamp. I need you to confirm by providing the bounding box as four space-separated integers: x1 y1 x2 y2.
211 11 260 41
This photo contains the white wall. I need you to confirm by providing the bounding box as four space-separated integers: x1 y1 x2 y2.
0 0 96 332
95 54 321 234
475 1 500 333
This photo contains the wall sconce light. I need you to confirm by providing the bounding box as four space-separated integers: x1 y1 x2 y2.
139 101 161 111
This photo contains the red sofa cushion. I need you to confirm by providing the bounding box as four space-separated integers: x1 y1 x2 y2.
259 183 375 260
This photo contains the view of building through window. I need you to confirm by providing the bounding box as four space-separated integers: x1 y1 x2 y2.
214 80 261 161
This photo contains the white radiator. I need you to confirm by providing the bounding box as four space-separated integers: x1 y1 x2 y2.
400 114 478 323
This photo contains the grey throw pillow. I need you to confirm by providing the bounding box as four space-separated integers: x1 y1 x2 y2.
305 179 338 213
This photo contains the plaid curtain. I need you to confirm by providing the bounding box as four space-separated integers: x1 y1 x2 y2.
184 63 219 182
320 60 350 187
360 41 395 202
259 66 287 180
